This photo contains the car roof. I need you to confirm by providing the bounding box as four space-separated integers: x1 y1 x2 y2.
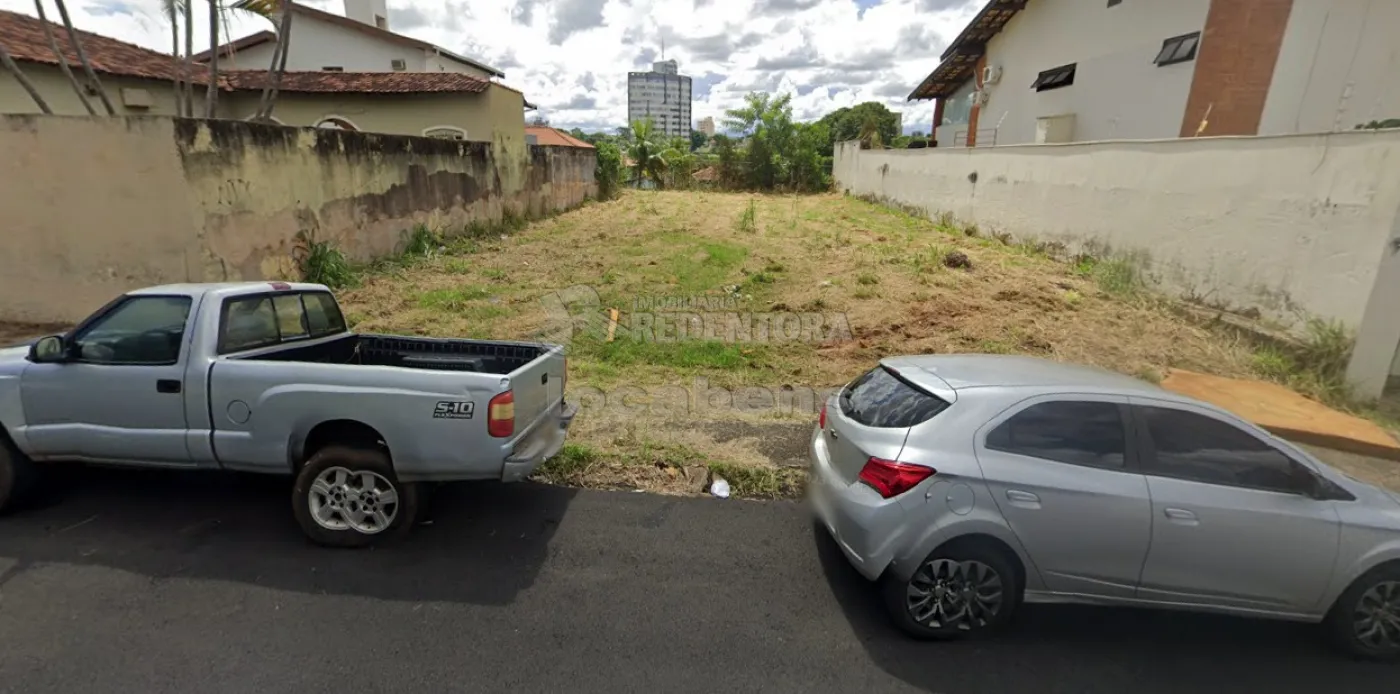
882 354 1168 396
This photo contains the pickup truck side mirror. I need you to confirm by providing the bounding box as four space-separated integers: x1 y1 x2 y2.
28 335 68 364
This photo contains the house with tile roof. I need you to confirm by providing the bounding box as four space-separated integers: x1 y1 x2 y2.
0 7 525 146
524 126 594 149
193 0 503 80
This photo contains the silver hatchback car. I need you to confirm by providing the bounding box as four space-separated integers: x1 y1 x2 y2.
810 355 1400 661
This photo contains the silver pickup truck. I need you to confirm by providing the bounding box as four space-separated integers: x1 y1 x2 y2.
0 282 577 546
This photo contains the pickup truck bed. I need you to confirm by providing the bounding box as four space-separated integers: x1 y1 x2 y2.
239 333 545 374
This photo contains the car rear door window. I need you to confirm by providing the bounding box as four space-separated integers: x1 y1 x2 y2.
986 401 1126 469
839 366 949 428
1137 406 1298 493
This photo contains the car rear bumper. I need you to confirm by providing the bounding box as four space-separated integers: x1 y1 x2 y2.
502 401 579 482
809 426 907 581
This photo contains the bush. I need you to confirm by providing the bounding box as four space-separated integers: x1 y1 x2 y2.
595 141 624 201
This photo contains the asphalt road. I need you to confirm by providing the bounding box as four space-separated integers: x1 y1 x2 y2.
0 468 1394 694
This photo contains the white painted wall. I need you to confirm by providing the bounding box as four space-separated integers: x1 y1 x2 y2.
1259 0 1400 135
979 0 1210 145
833 131 1400 396
423 53 492 79
237 14 427 73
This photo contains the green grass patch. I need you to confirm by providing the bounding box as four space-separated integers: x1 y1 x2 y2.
707 462 805 499
535 442 603 485
1073 254 1142 297
661 239 749 293
299 237 357 289
416 286 493 310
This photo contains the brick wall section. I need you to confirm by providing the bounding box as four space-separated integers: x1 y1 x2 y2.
1179 0 1294 137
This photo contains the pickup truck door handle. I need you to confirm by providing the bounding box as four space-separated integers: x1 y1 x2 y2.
156 379 182 394
1164 507 1199 525
541 373 548 385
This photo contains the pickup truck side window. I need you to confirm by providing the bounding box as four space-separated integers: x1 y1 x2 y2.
219 296 280 353
273 294 310 340
73 295 192 365
303 292 347 336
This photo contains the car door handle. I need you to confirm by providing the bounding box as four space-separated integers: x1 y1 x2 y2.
1164 507 1199 525
1005 490 1040 508
156 379 182 394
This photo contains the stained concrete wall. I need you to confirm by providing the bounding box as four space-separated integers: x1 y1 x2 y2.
0 115 596 324
833 130 1400 397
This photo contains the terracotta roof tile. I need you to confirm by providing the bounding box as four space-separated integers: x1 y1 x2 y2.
223 70 491 94
525 126 595 148
0 9 210 83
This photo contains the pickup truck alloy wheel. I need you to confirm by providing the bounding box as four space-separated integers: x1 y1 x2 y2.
308 466 398 534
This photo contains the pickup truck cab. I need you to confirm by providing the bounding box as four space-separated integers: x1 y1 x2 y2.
0 282 576 546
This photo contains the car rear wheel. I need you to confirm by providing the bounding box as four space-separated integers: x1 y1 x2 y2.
0 436 38 514
883 542 1022 640
292 445 418 548
1325 565 1400 661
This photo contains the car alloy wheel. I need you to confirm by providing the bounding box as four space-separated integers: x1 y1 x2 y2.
906 557 1005 631
1353 580 1400 653
307 465 400 535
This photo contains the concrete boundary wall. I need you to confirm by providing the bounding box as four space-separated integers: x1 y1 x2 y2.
0 115 596 325
833 131 1400 398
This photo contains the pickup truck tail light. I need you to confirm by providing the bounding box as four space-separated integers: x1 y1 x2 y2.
488 390 515 438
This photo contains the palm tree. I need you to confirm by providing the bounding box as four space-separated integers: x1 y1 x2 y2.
34 0 93 114
0 42 52 114
626 118 670 189
52 0 114 114
182 0 194 116
857 113 884 149
241 0 293 121
164 0 184 116
203 0 221 117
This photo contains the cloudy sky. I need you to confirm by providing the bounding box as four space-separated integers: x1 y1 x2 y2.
0 0 982 132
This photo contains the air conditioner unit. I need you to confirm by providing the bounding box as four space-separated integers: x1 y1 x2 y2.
390 59 407 71
982 65 1003 85
971 90 990 107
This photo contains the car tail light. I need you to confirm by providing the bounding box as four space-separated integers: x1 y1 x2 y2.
858 458 935 498
488 390 515 438
819 403 827 429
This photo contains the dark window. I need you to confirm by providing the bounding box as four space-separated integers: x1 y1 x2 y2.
1031 63 1076 92
1138 406 1300 493
1155 32 1201 66
839 366 949 428
1107 0 1122 6
303 292 348 336
220 296 279 353
987 401 1126 469
322 66 344 72
72 296 192 365
218 291 347 354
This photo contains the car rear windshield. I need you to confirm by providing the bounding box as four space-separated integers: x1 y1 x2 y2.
839 366 949 428
218 291 347 354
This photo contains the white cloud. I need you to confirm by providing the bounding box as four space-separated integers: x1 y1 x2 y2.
1 0 981 133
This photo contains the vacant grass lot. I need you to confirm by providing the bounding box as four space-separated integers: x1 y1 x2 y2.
338 191 1376 498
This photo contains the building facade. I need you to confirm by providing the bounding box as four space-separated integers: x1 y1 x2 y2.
195 0 503 80
910 0 1400 147
697 116 715 136
627 59 692 138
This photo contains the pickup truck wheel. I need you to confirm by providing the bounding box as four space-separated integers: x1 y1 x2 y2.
0 438 38 514
292 446 418 548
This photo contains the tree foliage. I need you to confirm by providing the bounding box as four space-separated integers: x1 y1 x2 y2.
713 91 830 192
817 102 901 153
594 140 624 201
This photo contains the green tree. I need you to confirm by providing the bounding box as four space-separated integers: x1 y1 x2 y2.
817 102 900 154
720 92 829 192
594 140 624 200
689 130 707 151
625 118 672 188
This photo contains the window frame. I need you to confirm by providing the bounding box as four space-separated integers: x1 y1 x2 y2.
216 290 347 356
1128 399 1317 496
1031 63 1077 92
66 294 194 366
1154 31 1201 67
980 394 1137 472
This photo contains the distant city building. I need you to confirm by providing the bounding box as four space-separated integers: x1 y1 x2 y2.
698 117 716 136
892 111 903 134
627 58 693 138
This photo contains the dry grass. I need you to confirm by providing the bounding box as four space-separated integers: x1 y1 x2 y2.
336 191 1289 497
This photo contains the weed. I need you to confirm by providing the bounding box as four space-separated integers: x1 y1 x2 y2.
572 334 770 370
402 224 442 259
1249 319 1354 403
536 442 602 484
763 260 786 273
853 288 879 300
482 268 507 280
856 272 880 285
963 223 980 238
746 271 776 285
1252 346 1295 381
976 339 1015 354
298 236 357 289
1135 367 1164 384
990 230 1014 245
707 462 803 499
737 199 757 233
1063 289 1083 306
500 207 529 234
1074 254 1141 296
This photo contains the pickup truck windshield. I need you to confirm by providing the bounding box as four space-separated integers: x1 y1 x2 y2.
219 291 347 354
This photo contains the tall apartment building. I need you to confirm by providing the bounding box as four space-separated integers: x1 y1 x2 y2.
697 117 716 136
627 59 692 138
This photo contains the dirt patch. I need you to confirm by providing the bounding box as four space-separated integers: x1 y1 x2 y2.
336 191 1362 498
